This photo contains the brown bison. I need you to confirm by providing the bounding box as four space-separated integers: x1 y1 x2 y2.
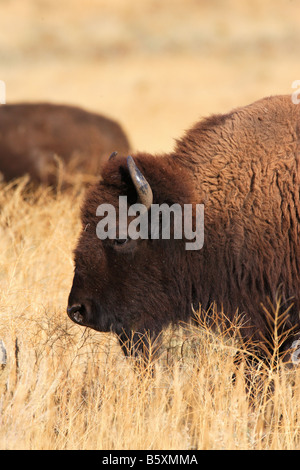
0 103 130 185
67 95 300 362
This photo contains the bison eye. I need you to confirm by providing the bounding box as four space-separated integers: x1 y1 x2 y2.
113 238 129 246
110 236 138 252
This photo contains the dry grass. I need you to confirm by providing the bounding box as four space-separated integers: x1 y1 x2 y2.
0 181 300 450
1 0 300 153
1 0 300 450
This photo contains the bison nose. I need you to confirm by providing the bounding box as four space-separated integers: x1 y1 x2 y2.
67 304 85 325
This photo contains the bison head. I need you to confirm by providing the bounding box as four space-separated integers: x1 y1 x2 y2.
67 153 197 354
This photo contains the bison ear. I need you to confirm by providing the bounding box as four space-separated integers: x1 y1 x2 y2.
127 155 153 210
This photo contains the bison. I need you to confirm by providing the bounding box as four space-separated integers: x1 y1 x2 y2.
0 103 130 186
67 95 300 362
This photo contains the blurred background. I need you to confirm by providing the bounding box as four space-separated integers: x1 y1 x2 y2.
0 0 299 154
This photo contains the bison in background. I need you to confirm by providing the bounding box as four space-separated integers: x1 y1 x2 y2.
0 103 130 186
67 95 300 363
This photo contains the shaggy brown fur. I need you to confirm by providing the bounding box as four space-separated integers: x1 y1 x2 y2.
0 103 130 185
68 95 300 359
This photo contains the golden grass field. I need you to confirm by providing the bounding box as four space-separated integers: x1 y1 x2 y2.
1 0 300 450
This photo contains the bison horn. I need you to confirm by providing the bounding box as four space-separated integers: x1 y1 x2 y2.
109 151 118 160
127 155 153 210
